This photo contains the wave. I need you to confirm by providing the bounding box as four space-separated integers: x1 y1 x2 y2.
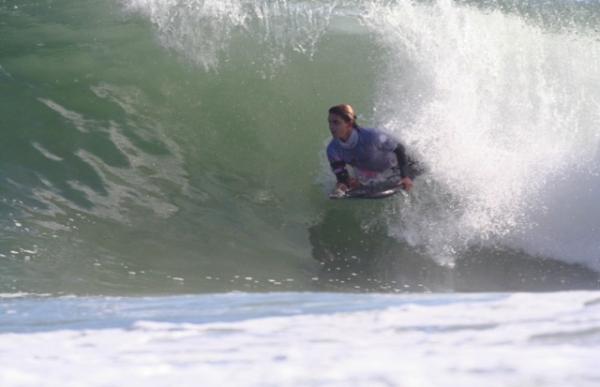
0 0 599 294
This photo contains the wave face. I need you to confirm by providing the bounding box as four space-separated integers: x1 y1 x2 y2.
1 0 599 294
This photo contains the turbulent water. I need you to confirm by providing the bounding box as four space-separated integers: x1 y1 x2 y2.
2 1 600 385
0 291 598 386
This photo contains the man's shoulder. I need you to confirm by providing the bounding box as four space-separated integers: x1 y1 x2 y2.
326 138 337 150
359 127 378 135
326 139 340 156
359 127 388 142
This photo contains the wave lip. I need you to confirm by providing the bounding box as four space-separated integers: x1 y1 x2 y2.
123 0 337 71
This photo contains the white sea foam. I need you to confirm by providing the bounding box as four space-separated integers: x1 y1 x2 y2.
0 292 598 386
360 0 600 270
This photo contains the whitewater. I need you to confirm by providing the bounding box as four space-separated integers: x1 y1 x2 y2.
1 0 599 385
1 292 599 386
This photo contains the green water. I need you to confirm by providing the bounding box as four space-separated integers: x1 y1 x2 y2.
1 0 599 295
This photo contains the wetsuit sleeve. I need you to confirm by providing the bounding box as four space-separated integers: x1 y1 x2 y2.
393 143 409 179
330 160 350 184
327 146 350 184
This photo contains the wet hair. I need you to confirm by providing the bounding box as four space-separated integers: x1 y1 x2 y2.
328 104 358 128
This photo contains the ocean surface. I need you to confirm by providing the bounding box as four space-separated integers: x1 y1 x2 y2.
1 0 599 385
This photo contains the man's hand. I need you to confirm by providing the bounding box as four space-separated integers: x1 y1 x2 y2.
400 177 413 191
336 178 360 192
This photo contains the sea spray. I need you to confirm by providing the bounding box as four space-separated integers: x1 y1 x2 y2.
360 0 600 269
123 0 338 72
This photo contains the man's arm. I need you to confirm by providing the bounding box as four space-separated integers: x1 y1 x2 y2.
330 160 359 191
330 160 350 185
393 143 409 178
393 144 413 191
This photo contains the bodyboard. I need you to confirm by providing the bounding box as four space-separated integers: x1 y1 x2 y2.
329 179 404 200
